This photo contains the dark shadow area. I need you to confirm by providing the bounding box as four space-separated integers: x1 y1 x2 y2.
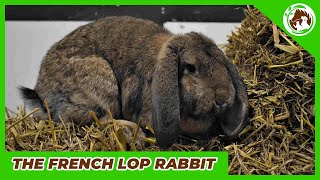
6 5 246 24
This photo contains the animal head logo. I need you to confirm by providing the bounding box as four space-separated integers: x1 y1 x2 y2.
283 3 316 36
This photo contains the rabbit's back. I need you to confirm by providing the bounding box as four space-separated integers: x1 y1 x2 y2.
48 17 169 67
40 16 172 86
33 16 172 125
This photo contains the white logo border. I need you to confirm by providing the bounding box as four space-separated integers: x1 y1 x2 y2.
283 3 316 36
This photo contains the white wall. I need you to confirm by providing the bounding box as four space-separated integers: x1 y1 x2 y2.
5 21 240 111
164 22 239 45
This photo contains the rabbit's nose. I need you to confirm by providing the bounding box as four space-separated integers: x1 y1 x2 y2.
214 85 235 110
214 93 231 109
215 98 228 108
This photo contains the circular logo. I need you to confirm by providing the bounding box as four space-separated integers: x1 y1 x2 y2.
283 3 316 36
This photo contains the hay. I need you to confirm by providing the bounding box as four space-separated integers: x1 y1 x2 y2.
224 7 314 174
5 7 314 174
5 106 158 151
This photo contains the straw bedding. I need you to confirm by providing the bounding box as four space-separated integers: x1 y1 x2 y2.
5 7 314 174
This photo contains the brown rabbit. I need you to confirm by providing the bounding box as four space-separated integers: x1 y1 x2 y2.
20 16 249 149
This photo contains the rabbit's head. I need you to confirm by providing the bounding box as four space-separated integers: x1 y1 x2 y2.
152 32 249 149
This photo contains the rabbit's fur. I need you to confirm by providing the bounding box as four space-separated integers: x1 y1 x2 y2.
21 16 249 148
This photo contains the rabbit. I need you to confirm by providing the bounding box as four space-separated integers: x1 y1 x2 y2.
20 16 249 149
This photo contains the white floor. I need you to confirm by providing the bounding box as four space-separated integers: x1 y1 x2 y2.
5 21 240 111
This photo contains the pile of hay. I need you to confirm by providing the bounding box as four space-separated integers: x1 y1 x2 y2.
224 7 314 174
5 106 158 151
5 7 314 174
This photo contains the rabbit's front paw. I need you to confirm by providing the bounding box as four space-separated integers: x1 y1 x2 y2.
102 119 146 150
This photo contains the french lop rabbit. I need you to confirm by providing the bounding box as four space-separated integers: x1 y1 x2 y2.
20 16 249 149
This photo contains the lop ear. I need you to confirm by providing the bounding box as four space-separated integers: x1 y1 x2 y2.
220 59 249 137
151 39 182 149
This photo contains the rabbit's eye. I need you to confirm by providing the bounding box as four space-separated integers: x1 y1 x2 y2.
184 64 197 75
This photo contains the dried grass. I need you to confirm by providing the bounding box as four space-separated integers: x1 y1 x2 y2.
5 7 314 174
224 7 314 174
